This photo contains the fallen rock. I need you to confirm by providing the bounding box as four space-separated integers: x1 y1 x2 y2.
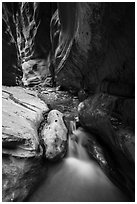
2 86 49 201
78 93 135 162
41 110 68 160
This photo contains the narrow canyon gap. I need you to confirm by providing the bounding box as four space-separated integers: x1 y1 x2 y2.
2 2 135 202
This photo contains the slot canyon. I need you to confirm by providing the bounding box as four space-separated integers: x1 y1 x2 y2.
2 2 135 202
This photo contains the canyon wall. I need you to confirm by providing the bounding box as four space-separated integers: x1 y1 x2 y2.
2 3 135 94
52 3 135 94
2 2 56 86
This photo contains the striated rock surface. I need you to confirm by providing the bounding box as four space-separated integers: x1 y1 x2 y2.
2 2 56 86
2 3 134 92
51 3 134 92
2 86 49 157
2 86 49 201
41 110 68 160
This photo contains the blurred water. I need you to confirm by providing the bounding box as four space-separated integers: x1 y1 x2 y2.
28 122 129 202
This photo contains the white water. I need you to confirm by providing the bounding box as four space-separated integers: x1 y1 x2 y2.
28 122 129 202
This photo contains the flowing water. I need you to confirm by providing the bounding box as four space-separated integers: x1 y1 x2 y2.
28 122 129 202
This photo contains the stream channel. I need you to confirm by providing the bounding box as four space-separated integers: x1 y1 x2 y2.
27 88 129 202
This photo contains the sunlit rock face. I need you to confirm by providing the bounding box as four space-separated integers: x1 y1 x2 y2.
22 59 50 86
2 86 49 158
2 86 49 201
41 110 68 160
2 2 56 86
51 3 135 92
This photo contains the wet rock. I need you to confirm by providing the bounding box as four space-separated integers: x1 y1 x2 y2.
78 93 135 160
78 93 117 146
41 110 68 160
78 93 135 199
116 128 135 163
2 86 49 201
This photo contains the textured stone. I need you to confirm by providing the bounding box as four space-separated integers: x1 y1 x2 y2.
22 59 50 86
2 2 56 86
78 93 135 160
2 86 49 157
78 93 135 199
2 156 46 202
51 3 134 92
78 93 117 146
41 110 68 160
2 3 134 91
2 86 49 201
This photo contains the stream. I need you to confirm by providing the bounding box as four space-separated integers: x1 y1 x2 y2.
28 120 129 202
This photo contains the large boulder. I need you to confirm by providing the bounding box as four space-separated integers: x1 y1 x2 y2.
78 94 135 161
78 94 117 143
2 86 49 157
78 93 135 200
2 86 49 201
41 110 68 160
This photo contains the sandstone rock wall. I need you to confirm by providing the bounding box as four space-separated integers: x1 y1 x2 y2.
53 3 135 92
2 2 56 86
2 3 134 92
